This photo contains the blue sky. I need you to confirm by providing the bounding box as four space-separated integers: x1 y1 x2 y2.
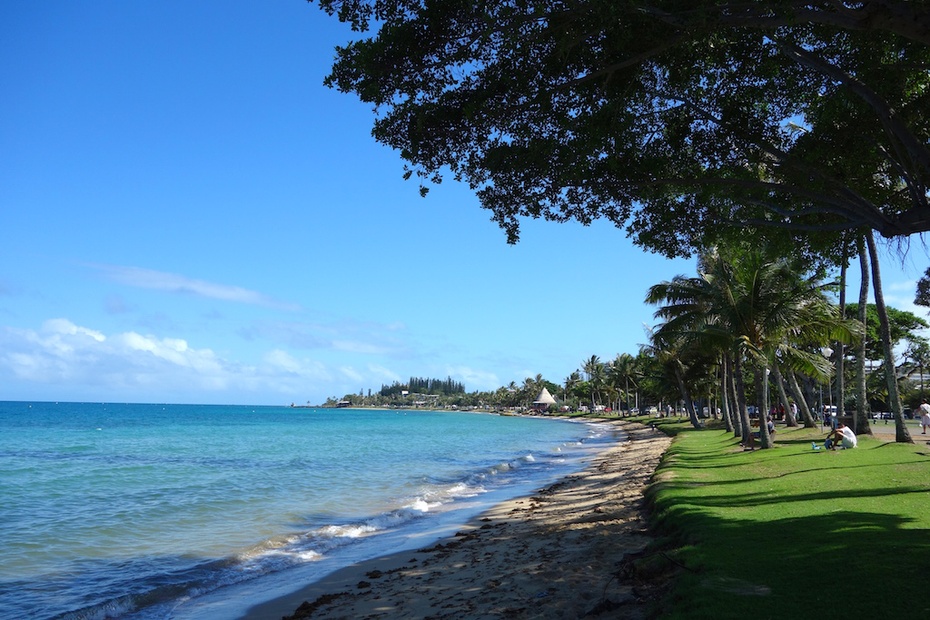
2 1 928 405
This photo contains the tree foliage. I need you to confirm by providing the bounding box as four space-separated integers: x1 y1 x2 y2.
844 302 930 359
380 376 466 396
316 1 930 257
915 266 930 309
647 241 859 443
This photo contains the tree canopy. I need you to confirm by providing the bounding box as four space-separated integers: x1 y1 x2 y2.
844 302 929 360
316 1 930 257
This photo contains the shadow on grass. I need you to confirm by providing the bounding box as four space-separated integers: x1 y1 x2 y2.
651 477 929 508
647 422 930 618
653 508 930 618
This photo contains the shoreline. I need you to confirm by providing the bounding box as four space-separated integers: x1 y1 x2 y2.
241 419 672 620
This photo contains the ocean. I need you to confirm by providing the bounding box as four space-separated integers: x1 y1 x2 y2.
0 402 622 620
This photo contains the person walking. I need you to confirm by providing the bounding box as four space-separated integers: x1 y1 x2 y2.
919 400 930 435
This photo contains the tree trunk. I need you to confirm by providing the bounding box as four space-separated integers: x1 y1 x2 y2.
856 237 873 435
673 361 703 429
866 232 912 443
734 354 754 448
728 353 742 438
720 354 734 433
624 377 631 417
756 361 773 448
772 363 798 427
787 370 818 428
838 253 847 427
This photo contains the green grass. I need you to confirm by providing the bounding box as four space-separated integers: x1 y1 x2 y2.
629 417 930 619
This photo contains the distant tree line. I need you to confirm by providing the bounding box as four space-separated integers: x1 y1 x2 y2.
380 377 465 397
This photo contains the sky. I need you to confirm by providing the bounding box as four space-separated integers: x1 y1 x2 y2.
2 1 929 406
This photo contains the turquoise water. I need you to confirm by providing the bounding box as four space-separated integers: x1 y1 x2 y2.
0 402 619 620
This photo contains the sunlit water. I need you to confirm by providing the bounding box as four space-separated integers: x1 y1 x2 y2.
0 402 622 620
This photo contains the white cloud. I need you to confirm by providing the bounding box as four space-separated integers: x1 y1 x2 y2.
0 317 501 405
445 365 500 392
116 332 224 374
91 264 300 311
0 319 306 402
264 349 330 379
44 318 106 342
367 364 402 384
339 366 365 383
240 320 412 360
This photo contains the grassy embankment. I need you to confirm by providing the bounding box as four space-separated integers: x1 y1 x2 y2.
575 414 930 618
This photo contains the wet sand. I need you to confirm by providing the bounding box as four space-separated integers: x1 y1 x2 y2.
241 420 672 620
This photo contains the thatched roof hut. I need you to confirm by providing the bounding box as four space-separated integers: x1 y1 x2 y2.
533 387 557 411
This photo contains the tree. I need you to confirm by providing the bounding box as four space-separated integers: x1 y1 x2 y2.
582 355 605 410
903 337 930 404
643 327 704 429
855 236 873 435
845 303 930 361
866 232 913 443
916 267 930 309
563 371 582 409
647 242 857 446
609 353 638 415
317 1 930 257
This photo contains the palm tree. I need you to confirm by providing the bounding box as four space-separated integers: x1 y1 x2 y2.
609 353 638 415
563 371 581 410
643 326 704 428
583 355 604 411
648 243 859 448
866 231 913 443
855 237 872 435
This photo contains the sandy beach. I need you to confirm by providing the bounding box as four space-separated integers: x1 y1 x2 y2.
241 420 673 620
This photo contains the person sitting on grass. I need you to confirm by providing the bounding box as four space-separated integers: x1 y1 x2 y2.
824 423 857 450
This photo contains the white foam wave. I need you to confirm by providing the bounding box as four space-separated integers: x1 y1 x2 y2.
317 523 380 539
406 498 436 513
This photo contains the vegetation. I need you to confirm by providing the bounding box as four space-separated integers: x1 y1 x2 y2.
316 1 930 256
647 242 860 446
379 377 465 397
313 1 930 441
637 416 930 618
318 243 927 450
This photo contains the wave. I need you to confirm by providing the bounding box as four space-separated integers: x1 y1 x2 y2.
11 416 621 620
37 450 561 620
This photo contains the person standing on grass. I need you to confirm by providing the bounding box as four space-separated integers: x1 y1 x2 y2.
920 400 930 435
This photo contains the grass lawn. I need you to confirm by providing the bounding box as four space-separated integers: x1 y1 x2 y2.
626 416 930 619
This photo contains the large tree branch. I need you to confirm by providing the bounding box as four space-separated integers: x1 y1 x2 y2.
636 1 930 47
618 174 887 228
641 86 901 230
776 38 930 181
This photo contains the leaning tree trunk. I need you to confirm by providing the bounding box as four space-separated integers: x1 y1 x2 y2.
856 237 873 435
734 354 754 447
772 363 798 427
866 232 912 443
720 354 734 434
673 361 702 429
787 370 818 428
728 353 742 438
